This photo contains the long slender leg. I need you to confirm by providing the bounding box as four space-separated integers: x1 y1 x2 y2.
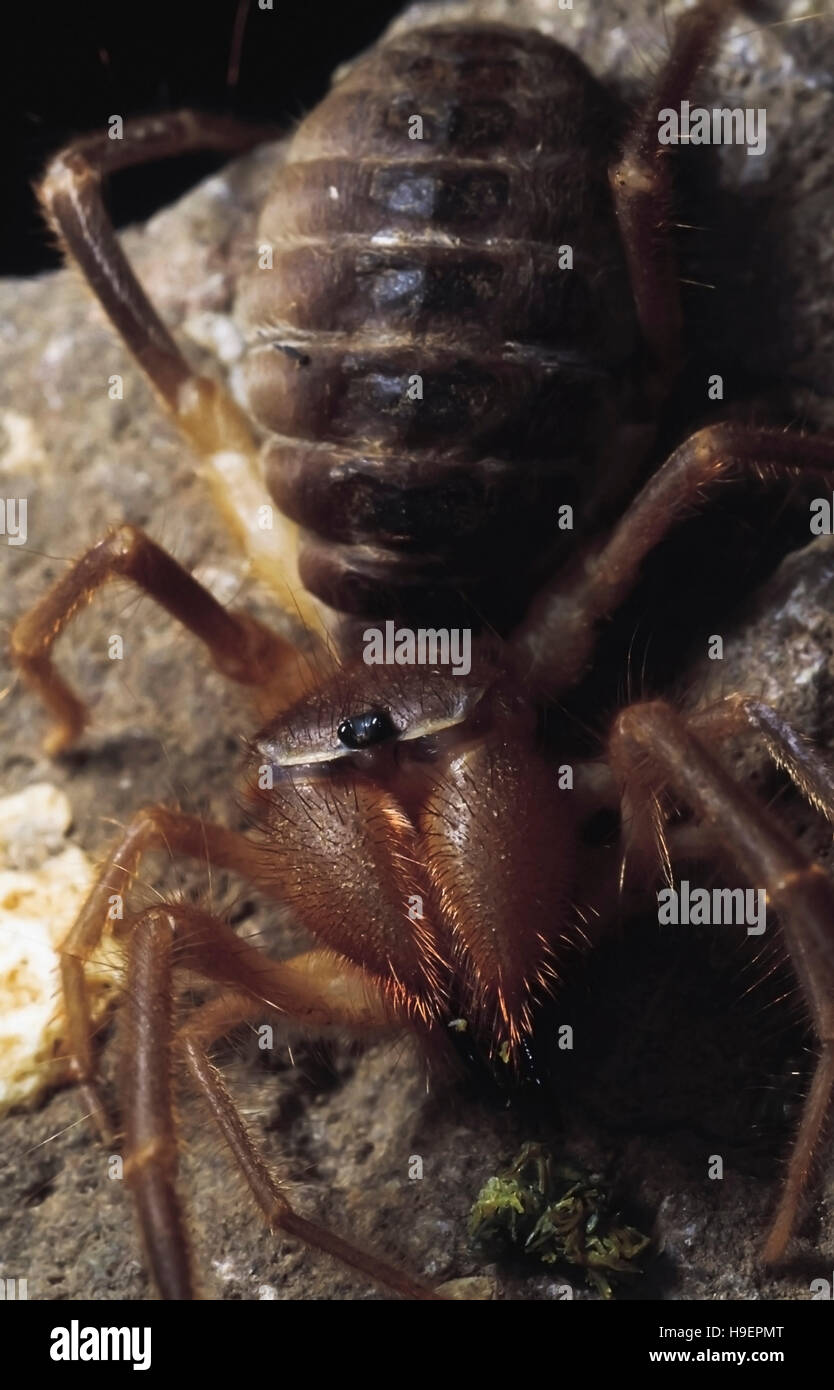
59 806 266 1137
689 695 834 825
177 988 441 1300
123 909 192 1299
39 112 328 633
516 423 834 690
607 693 834 890
609 0 729 370
121 908 436 1299
609 698 834 1262
11 523 305 753
39 112 274 428
60 804 407 1138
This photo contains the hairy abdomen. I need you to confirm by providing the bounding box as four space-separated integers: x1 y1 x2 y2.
236 23 641 620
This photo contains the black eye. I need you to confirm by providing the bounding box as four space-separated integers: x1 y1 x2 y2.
337 708 396 750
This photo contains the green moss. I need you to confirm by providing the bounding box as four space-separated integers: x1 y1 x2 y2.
468 1142 650 1297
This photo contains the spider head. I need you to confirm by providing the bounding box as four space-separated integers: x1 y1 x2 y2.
248 651 572 1059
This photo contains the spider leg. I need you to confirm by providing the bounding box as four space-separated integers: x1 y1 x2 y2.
176 983 440 1301
124 909 190 1299
38 112 327 633
11 523 309 753
690 695 834 826
122 909 436 1299
609 0 728 372
39 112 272 410
515 423 834 690
59 806 266 1139
609 698 834 1263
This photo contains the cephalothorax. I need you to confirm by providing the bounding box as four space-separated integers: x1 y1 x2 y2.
10 0 834 1299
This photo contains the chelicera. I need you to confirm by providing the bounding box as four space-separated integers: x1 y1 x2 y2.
10 0 834 1298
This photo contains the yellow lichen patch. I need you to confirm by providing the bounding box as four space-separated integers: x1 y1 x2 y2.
0 784 120 1111
0 408 47 474
435 1276 496 1300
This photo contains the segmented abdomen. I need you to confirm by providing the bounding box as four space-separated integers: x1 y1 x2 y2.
236 22 640 620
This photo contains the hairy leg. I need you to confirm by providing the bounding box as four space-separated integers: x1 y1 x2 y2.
39 111 326 632
59 806 266 1137
40 112 274 408
609 0 729 371
689 695 834 826
516 423 834 690
609 697 834 1261
11 523 306 752
121 909 434 1299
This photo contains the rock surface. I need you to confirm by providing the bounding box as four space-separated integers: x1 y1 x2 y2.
1 0 834 1302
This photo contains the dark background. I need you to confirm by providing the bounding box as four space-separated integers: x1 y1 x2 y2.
7 0 405 275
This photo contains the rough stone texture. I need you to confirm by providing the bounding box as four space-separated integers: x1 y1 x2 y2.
2 0 834 1302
